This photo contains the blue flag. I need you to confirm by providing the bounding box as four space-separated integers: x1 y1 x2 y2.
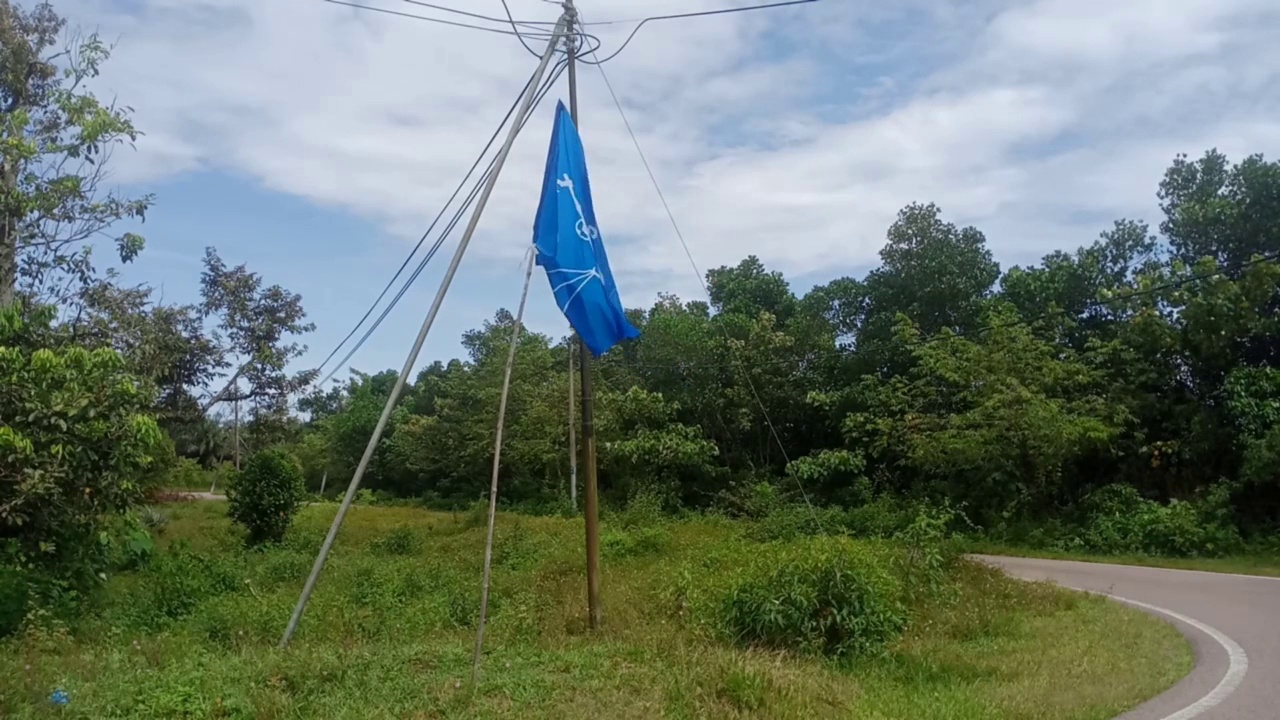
532 101 640 357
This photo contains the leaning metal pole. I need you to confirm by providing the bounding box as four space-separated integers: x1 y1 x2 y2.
279 16 569 649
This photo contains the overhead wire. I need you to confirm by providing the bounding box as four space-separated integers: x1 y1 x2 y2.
312 69 548 378
577 9 825 525
323 0 555 38
314 57 569 387
402 1 556 32
579 0 822 66
499 0 547 57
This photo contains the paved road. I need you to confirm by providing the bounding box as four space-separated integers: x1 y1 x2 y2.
977 555 1278 720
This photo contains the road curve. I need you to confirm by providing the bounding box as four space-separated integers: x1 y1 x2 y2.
976 555 1278 720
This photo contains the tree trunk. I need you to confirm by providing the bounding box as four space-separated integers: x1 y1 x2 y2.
0 161 17 308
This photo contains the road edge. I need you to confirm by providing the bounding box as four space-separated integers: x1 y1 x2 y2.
973 555 1248 720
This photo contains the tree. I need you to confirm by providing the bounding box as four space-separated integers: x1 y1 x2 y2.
1159 150 1280 271
847 307 1127 522
856 203 1000 375
198 248 317 422
1 2 151 308
0 305 165 582
706 255 797 325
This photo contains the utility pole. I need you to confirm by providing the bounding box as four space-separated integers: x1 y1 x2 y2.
565 0 602 631
278 14 569 650
568 335 578 508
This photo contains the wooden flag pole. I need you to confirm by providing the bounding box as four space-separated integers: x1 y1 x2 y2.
568 336 578 509
565 0 602 631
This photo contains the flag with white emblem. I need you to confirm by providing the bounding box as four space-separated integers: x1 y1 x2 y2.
532 101 640 357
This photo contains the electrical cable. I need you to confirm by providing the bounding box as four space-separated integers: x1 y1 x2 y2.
323 0 555 38
401 1 556 32
312 65 548 377
500 0 545 58
316 59 569 387
580 0 821 66
581 25 823 526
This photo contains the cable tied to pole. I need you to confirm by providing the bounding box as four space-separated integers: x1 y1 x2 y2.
576 8 825 533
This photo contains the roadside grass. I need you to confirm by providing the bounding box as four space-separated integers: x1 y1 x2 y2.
1 503 1190 719
966 539 1280 578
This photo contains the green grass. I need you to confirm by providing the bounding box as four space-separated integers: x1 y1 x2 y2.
1 503 1191 719
967 540 1280 578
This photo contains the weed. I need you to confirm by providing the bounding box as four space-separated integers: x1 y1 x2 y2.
602 526 672 560
371 525 421 556
719 664 768 711
0 502 1192 720
719 537 907 659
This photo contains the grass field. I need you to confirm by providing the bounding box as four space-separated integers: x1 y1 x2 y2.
967 540 1280 578
1 502 1191 719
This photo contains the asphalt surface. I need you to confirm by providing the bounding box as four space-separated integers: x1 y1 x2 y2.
976 555 1278 720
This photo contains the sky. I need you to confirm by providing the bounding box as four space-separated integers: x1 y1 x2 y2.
47 0 1280 385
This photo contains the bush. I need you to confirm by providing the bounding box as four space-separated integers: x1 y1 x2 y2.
370 526 420 556
227 449 306 546
138 507 170 535
124 546 242 629
1078 484 1242 557
0 566 30 637
747 503 845 542
0 306 165 585
843 496 916 538
892 503 962 603
167 457 205 490
614 486 669 529
103 513 157 572
602 526 672 559
719 538 907 659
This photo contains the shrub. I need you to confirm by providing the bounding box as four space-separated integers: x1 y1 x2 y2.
0 566 30 637
0 306 165 585
125 546 242 629
719 538 907 659
103 513 157 572
168 457 204 490
493 522 541 569
602 525 672 559
892 503 962 603
719 665 768 711
462 499 489 529
1078 484 1242 557
227 449 306 546
748 504 834 542
614 485 669 529
371 526 420 556
843 496 916 539
138 507 170 534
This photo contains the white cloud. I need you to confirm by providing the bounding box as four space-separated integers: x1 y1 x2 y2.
64 0 1280 305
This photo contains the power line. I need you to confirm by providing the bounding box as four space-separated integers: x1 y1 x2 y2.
401 1 554 32
312 68 548 377
499 0 546 57
587 47 823 525
315 59 569 387
323 0 555 37
580 0 822 66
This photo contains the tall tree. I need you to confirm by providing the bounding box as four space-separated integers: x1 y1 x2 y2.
199 248 317 420
855 202 1000 375
0 2 151 308
1159 150 1280 271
